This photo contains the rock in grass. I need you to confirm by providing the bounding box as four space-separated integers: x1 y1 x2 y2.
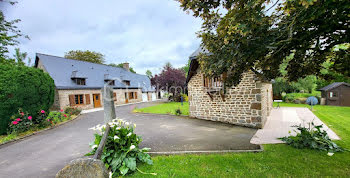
56 158 108 178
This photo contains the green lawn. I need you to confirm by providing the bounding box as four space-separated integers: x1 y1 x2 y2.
134 102 189 116
130 103 350 177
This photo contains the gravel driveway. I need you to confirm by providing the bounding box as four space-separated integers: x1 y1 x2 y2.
0 101 259 178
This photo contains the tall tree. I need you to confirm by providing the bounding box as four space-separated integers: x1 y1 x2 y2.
151 63 186 96
64 50 105 64
178 0 350 86
108 63 137 73
181 59 191 77
0 2 28 64
13 48 31 66
145 70 153 78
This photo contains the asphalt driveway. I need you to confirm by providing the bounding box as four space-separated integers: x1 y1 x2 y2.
0 101 259 178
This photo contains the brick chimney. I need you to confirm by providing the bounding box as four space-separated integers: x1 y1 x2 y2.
123 62 129 71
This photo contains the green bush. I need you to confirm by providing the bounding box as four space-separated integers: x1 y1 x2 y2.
283 91 321 103
8 109 34 134
280 122 345 153
64 106 81 115
0 64 55 135
47 111 69 125
86 119 154 177
175 108 182 115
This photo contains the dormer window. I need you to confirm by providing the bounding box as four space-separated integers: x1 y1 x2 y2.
105 80 115 86
73 78 86 85
123 80 130 86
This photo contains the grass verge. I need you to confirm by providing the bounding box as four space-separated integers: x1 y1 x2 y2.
134 102 189 116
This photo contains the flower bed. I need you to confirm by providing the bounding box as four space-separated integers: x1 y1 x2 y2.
0 107 81 144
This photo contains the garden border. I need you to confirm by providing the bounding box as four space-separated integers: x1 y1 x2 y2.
0 113 83 148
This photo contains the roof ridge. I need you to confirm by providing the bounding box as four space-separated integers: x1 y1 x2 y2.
36 53 143 75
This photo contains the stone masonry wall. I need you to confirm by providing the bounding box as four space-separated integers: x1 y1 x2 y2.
259 82 273 128
188 69 272 128
57 89 143 110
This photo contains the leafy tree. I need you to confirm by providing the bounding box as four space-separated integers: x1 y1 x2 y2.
181 59 191 77
145 70 152 78
108 63 137 73
13 48 31 66
151 63 186 96
178 0 350 86
0 2 28 64
64 50 105 64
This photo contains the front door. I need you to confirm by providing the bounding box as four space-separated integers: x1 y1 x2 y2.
125 93 129 103
93 94 101 108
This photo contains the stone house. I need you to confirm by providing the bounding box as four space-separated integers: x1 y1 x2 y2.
186 47 273 128
34 53 156 110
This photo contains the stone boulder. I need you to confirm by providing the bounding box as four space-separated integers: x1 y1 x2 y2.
56 158 108 178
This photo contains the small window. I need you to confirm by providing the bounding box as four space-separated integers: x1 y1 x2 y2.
105 80 115 86
123 80 130 86
330 91 338 98
73 78 86 85
74 94 84 105
129 92 134 99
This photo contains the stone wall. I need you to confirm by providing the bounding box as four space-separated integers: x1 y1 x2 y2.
57 89 143 110
188 69 272 128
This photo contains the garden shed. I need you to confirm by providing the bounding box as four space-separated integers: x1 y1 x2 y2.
319 82 350 106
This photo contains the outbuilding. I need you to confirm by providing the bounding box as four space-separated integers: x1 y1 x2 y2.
319 82 350 106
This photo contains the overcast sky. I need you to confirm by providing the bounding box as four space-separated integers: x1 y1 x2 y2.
1 0 202 75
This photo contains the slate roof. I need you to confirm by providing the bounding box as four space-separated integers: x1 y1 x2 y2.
35 53 155 92
186 46 210 84
318 82 350 91
189 46 210 60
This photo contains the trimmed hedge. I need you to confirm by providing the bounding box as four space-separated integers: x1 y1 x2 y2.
283 91 321 104
0 64 55 135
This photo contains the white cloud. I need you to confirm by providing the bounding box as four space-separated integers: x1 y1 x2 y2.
2 0 202 74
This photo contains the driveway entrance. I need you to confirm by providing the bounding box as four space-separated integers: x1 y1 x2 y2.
0 101 259 178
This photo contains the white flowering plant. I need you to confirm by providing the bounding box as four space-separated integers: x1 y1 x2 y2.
86 118 154 177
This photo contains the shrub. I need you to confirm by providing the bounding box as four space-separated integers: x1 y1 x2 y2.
175 108 182 116
172 93 188 102
283 92 321 103
35 110 51 128
0 64 55 135
280 122 346 154
8 109 33 134
47 110 69 125
86 119 154 177
64 106 81 116
181 93 188 102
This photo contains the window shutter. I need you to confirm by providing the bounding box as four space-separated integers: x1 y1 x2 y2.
85 94 90 104
134 92 137 99
69 95 75 106
113 93 117 101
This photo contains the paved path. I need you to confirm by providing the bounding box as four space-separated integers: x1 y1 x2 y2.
0 101 259 178
250 107 340 144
